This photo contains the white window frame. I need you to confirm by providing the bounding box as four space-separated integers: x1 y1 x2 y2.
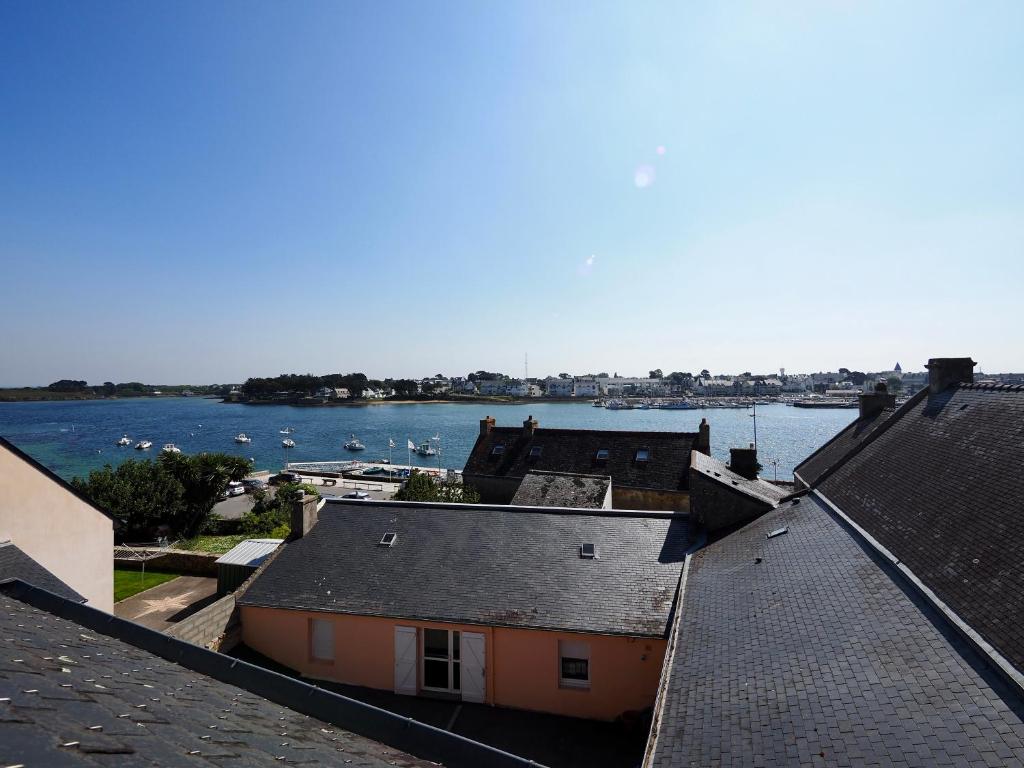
310 618 334 663
421 628 461 693
558 639 590 690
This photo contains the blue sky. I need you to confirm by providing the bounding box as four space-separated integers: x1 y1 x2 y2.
1 1 1022 385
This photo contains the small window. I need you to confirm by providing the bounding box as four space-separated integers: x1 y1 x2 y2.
559 640 590 689
491 445 505 457
580 543 597 559
595 449 609 462
310 618 334 662
635 448 650 462
379 532 397 547
529 445 543 459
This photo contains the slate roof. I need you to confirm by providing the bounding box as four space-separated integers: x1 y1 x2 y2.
0 580 533 768
648 495 1024 767
816 382 1024 675
239 500 690 637
509 470 611 508
0 540 85 602
792 401 903 486
463 425 699 491
689 451 788 507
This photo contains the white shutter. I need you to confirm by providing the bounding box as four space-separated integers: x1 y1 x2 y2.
311 619 334 661
461 632 486 703
394 626 418 695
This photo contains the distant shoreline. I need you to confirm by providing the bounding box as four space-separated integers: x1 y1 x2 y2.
227 397 592 407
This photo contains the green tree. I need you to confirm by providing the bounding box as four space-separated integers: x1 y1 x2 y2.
72 459 185 539
649 369 663 379
393 472 481 503
240 482 320 536
158 452 252 536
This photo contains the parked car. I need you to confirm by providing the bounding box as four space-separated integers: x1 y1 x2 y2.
342 490 370 500
225 481 245 497
269 471 302 486
242 478 266 493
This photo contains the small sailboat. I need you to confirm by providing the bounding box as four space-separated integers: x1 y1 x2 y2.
162 443 181 454
280 427 295 435
135 440 152 450
343 435 366 451
234 433 252 443
116 435 131 446
281 438 296 448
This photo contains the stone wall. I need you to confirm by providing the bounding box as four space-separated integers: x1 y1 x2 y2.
165 593 240 651
611 487 690 513
114 549 219 576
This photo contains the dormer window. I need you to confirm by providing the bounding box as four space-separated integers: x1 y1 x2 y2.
490 445 505 457
595 449 609 462
529 446 543 459
635 448 650 462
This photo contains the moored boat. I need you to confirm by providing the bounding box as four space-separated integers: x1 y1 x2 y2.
134 440 152 450
343 435 366 451
116 435 131 446
162 443 181 454
281 438 296 448
234 433 252 443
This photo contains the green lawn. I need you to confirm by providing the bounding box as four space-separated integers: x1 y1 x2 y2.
114 567 180 602
177 533 251 554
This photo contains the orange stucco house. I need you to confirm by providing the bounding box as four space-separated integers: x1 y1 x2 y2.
238 498 690 721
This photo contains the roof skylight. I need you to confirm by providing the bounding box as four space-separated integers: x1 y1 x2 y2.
580 543 597 559
379 532 397 547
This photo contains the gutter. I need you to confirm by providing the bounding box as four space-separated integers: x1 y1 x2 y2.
640 530 707 767
813 490 1024 699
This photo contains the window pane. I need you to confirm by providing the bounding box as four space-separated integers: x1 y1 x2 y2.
452 661 461 691
424 658 449 688
561 658 589 681
452 631 460 660
424 629 448 658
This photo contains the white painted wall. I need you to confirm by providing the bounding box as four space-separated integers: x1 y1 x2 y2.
0 443 114 612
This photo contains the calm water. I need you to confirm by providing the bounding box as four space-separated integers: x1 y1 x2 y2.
0 398 857 482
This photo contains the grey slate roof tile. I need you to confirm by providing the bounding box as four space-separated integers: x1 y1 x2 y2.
239 500 690 636
817 383 1024 674
792 404 898 486
509 470 611 508
0 594 440 767
649 496 1024 767
690 451 788 506
0 541 85 602
463 425 698 491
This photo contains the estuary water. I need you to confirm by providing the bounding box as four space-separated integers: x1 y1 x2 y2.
0 397 857 482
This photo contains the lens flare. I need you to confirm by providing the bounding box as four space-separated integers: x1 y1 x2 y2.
656 145 666 155
634 165 656 188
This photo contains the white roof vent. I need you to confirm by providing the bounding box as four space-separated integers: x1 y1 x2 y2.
379 532 397 547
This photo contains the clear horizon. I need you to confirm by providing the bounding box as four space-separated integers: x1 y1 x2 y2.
2 1 1022 384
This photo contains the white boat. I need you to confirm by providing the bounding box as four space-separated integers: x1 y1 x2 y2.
343 435 366 451
605 399 634 410
134 440 152 450
592 399 605 407
281 438 296 448
280 427 295 434
414 441 437 456
234 433 252 443
162 443 181 454
116 435 131 446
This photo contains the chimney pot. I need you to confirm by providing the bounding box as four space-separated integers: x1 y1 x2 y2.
926 357 976 394
696 418 711 455
480 415 496 436
858 383 896 419
729 446 760 480
523 415 538 436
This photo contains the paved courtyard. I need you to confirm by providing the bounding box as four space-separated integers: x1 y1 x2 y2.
114 575 219 631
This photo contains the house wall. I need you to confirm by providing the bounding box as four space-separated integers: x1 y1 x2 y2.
688 471 772 532
463 475 520 505
611 487 689 513
0 444 114 612
240 605 666 721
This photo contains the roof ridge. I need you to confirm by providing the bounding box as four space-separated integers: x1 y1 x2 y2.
958 382 1024 392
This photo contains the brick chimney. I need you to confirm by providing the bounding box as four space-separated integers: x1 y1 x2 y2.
289 493 319 539
859 381 896 419
523 415 538 437
926 357 976 394
729 444 760 480
695 418 711 455
480 415 496 435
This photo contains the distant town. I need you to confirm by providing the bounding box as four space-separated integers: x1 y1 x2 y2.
6 364 1023 405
